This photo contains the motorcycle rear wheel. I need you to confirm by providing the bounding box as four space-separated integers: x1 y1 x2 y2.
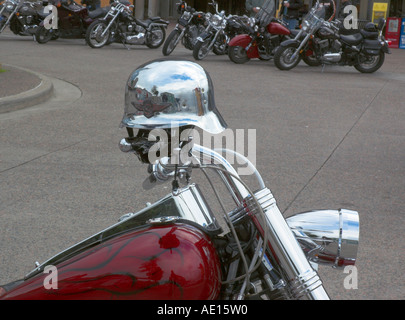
146 26 166 49
35 26 54 44
85 20 110 49
354 51 385 73
162 29 181 55
274 43 301 71
228 46 250 64
193 38 211 60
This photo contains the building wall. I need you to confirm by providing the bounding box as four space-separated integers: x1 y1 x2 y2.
97 0 403 21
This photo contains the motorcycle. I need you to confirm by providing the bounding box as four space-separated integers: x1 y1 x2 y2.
0 59 359 300
85 0 168 49
228 0 291 64
274 0 390 73
162 1 206 56
0 0 48 36
34 0 109 44
192 1 247 60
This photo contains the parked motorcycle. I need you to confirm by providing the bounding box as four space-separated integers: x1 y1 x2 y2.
274 1 390 73
162 1 206 56
34 0 109 44
228 0 291 64
0 0 48 36
0 59 360 300
85 0 168 49
192 1 247 60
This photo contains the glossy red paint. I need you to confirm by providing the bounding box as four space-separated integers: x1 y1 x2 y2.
267 22 290 36
228 34 259 59
1 223 222 300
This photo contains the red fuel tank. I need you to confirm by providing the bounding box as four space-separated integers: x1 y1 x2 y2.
268 22 290 36
1 223 222 300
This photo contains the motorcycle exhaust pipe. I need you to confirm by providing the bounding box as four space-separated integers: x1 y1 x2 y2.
286 209 359 269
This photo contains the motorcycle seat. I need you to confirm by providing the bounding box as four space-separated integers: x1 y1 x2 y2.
340 33 363 45
135 17 161 28
88 6 110 19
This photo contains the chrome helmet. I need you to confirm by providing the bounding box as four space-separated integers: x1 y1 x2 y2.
120 59 227 134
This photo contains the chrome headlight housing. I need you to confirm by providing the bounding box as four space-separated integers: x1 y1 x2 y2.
5 1 16 12
182 11 191 20
211 14 222 27
302 20 310 32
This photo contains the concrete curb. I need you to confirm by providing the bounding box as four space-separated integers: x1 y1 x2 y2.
0 64 54 114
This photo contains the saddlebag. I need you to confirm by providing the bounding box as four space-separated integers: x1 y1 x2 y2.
362 39 382 55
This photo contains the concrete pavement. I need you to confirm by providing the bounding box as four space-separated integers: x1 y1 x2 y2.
0 28 404 300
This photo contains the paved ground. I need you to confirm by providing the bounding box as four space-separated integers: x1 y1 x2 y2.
0 26 404 300
0 65 41 98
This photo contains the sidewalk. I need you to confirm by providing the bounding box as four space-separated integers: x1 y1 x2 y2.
0 64 54 113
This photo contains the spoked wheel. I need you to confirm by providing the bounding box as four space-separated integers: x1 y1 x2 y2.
228 46 250 64
274 43 301 71
162 29 181 56
146 26 166 49
193 38 211 60
213 33 227 55
85 20 110 49
354 51 385 73
35 26 54 44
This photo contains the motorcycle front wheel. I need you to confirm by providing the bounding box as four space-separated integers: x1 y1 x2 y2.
162 29 181 55
354 51 385 73
193 38 211 60
145 26 166 49
85 20 110 49
228 46 250 64
213 33 227 55
274 43 302 70
35 26 54 44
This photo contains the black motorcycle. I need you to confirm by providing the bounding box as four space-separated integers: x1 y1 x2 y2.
193 1 250 60
162 1 206 56
35 0 109 44
0 0 48 36
274 1 390 73
85 0 168 49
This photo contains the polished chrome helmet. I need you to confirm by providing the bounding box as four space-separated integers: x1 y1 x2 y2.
120 59 227 134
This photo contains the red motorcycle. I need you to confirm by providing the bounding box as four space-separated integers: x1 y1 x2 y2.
228 0 291 63
35 0 109 43
0 59 359 300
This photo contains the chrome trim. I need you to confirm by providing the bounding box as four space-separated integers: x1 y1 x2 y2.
241 188 330 300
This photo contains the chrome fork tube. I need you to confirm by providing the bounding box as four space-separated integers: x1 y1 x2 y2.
0 6 18 33
101 10 121 37
193 144 329 299
248 188 329 299
291 33 311 60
